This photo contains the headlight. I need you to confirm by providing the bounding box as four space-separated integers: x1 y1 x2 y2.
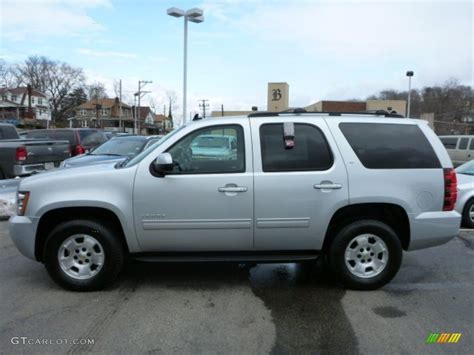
17 191 30 216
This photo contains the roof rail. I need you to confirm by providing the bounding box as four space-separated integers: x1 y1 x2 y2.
248 109 404 118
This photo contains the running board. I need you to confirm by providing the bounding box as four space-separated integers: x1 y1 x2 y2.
132 251 320 263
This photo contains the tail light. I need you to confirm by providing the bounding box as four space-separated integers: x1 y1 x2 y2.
73 145 86 155
15 146 27 161
443 168 457 211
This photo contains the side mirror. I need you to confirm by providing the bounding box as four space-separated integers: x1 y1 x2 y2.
152 152 173 176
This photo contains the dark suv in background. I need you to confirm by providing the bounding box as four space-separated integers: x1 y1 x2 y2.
25 128 107 156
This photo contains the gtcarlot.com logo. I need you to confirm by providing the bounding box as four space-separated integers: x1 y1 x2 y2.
426 333 462 344
11 337 95 346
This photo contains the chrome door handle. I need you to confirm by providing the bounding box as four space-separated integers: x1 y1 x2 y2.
313 183 342 190
218 186 248 193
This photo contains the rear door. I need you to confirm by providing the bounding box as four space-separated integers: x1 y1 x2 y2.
251 117 349 251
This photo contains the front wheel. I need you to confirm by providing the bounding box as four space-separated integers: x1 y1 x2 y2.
327 220 402 290
43 219 125 291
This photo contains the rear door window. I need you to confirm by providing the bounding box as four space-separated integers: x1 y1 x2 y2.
340 123 441 169
260 123 333 172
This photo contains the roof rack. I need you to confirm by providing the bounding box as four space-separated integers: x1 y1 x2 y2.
248 108 404 118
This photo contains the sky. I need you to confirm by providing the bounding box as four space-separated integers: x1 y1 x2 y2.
1 0 473 123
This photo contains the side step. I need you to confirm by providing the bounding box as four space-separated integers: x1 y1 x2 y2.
131 251 320 263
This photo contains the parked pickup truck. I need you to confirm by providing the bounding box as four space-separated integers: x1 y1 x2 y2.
9 112 461 291
0 123 70 179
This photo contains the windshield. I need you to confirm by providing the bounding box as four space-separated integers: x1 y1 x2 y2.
92 138 146 157
124 127 184 167
192 136 229 148
456 160 474 176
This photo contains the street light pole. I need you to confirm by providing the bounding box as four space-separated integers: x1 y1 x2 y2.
167 7 204 126
406 71 414 117
183 17 188 126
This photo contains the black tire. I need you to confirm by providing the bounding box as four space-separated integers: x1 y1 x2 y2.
327 219 402 290
462 199 474 229
43 219 125 291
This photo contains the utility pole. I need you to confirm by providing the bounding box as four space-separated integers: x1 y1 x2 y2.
134 80 152 134
199 99 209 118
221 104 224 117
119 79 123 132
406 71 414 117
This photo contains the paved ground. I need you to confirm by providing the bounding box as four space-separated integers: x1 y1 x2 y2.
0 220 472 354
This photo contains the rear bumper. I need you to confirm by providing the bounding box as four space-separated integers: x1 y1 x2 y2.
9 215 39 260
408 210 461 250
13 162 59 176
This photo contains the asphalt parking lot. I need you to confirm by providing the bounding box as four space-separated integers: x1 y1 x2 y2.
0 221 472 354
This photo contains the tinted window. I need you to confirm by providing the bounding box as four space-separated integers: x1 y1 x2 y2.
260 123 333 172
167 125 244 174
458 138 469 150
92 138 146 157
26 130 52 139
0 126 18 139
440 137 458 149
80 131 107 147
470 139 474 150
54 130 76 145
340 123 440 169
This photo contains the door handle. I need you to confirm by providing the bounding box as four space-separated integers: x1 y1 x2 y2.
218 186 248 193
313 183 342 190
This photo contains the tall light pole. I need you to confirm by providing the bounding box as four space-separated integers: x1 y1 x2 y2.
406 71 414 117
167 7 204 125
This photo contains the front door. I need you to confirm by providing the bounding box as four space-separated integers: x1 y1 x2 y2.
133 123 254 252
251 118 349 251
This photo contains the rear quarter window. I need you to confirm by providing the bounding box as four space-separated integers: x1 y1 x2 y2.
339 123 441 169
440 137 458 149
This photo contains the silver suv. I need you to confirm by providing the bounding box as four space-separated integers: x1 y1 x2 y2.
9 113 461 291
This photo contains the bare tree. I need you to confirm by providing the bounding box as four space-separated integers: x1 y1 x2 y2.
86 82 108 100
0 59 20 88
16 56 85 122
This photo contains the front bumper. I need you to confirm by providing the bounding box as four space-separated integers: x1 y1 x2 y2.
9 215 39 260
408 210 461 250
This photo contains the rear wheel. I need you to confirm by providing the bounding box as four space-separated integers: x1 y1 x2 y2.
462 199 474 228
43 219 125 291
327 220 402 290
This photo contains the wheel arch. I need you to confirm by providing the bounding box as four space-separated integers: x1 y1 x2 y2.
323 203 410 251
35 206 131 262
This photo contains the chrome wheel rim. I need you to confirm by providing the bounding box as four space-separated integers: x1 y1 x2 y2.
344 234 388 278
470 204 474 222
58 234 105 280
